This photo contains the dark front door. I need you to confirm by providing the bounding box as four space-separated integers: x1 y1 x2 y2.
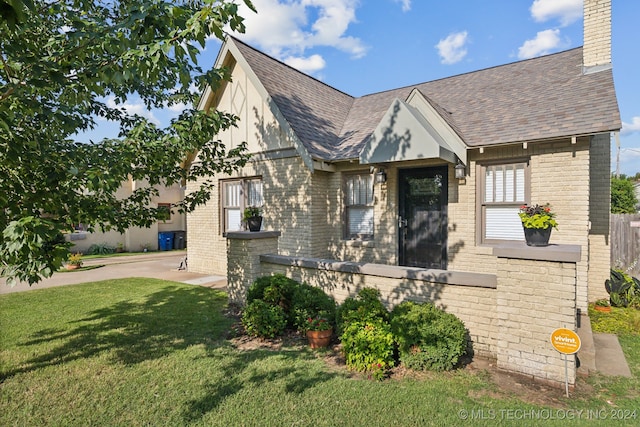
399 167 448 269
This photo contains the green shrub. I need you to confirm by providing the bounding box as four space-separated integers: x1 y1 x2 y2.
291 283 336 332
241 300 286 339
390 301 467 371
340 318 395 380
606 269 640 308
247 274 297 308
87 242 115 255
336 287 389 334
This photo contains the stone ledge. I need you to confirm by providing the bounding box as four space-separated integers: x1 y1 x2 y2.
260 254 497 288
493 242 581 263
226 231 282 240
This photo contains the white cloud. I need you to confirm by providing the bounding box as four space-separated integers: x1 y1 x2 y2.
233 0 367 73
622 117 640 135
435 31 468 65
167 102 189 114
105 97 160 125
284 54 326 74
393 0 411 12
530 0 582 27
517 29 563 59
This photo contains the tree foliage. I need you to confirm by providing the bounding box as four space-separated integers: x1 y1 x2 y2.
0 0 255 284
611 175 638 214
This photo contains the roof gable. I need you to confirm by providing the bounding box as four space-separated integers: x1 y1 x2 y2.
205 39 621 164
359 90 466 165
230 37 355 161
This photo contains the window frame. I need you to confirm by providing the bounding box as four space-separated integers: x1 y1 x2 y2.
477 159 530 245
220 177 263 234
343 171 375 240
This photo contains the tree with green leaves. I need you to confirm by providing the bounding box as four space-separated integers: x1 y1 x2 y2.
1 0 255 285
611 175 638 214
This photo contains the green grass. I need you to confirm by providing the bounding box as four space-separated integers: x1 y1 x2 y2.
1 280 639 426
588 304 640 335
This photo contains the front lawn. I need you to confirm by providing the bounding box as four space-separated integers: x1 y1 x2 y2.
1 279 638 426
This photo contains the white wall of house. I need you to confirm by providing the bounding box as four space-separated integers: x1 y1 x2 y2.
67 179 185 253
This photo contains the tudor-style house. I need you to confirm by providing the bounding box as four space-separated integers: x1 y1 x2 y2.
187 0 620 313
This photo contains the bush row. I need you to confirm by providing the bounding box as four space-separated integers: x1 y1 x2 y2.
240 275 468 378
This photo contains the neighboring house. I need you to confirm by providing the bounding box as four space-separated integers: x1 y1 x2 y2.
635 181 640 212
66 178 186 253
188 0 620 309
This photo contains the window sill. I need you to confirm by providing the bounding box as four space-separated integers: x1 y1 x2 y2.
342 239 375 248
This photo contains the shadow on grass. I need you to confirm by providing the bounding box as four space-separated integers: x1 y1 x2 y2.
5 285 230 376
182 347 339 423
3 280 340 424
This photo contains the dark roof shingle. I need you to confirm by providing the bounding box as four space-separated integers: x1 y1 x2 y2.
231 38 621 162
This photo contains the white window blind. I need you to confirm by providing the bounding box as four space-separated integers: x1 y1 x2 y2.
345 173 374 238
222 178 263 233
483 163 527 242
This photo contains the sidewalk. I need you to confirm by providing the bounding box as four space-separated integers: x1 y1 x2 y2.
0 251 227 294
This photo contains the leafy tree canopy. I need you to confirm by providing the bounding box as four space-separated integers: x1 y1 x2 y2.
611 175 638 214
1 0 255 285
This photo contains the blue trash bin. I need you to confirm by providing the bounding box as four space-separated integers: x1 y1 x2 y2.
158 232 174 251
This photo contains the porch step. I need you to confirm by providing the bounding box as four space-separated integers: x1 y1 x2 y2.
593 333 632 377
576 313 632 378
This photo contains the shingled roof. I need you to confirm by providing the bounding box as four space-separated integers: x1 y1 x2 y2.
230 37 620 162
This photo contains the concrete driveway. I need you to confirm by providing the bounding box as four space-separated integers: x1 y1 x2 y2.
0 251 227 294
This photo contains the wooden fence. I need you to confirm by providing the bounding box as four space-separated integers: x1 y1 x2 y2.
611 214 640 277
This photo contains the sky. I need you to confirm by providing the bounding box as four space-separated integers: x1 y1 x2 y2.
87 0 640 176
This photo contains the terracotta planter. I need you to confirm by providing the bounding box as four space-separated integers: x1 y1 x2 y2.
594 305 611 313
523 226 552 247
306 329 332 349
66 264 80 270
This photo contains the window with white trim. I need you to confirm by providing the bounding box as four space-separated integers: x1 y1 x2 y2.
344 172 374 239
221 178 263 233
481 162 528 242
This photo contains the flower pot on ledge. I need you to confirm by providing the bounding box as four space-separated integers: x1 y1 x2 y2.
523 226 552 247
247 216 263 232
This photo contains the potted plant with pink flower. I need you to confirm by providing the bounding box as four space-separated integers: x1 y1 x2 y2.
518 203 558 246
305 315 333 348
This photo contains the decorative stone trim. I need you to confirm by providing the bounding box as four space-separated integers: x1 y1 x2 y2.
492 242 581 263
225 231 282 239
260 254 497 288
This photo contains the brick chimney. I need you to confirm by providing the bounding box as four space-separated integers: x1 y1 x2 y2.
583 0 612 73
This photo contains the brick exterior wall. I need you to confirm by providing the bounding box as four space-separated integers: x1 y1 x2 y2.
226 232 279 304
495 257 578 386
190 133 604 310
260 258 498 358
588 133 612 302
225 234 581 386
187 155 313 275
583 0 611 68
